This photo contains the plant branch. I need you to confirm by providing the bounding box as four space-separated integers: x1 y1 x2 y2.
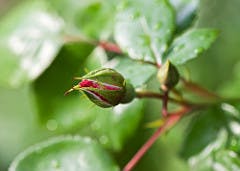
135 89 192 106
63 34 96 45
162 91 168 117
180 77 220 100
123 106 191 171
98 41 122 54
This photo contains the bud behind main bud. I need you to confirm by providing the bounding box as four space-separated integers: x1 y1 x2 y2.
65 68 135 108
157 60 179 91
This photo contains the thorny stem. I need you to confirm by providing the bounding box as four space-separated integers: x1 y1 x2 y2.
123 106 191 171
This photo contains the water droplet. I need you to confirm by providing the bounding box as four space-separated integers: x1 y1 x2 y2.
141 34 151 46
154 22 162 30
91 122 100 131
194 47 204 54
231 138 237 146
166 29 171 34
99 135 109 145
46 119 58 131
118 1 130 10
160 44 167 53
51 160 60 168
131 11 140 19
173 44 184 52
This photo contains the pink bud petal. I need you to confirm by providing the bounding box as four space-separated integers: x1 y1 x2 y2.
79 79 100 89
102 83 122 90
79 79 122 91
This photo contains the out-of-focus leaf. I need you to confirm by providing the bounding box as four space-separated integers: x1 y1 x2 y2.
9 136 119 171
188 130 227 171
114 0 175 63
214 150 240 170
182 104 240 171
181 107 227 159
189 130 240 171
88 100 144 150
229 136 240 154
47 0 116 39
106 57 156 87
33 42 94 123
170 0 199 32
164 29 218 65
0 1 64 88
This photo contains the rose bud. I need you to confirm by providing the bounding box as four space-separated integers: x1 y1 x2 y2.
65 68 135 108
157 60 179 91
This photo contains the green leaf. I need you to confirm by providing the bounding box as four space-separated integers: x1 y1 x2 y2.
188 130 240 171
114 0 175 63
9 136 119 171
164 29 218 65
214 150 240 170
182 105 240 171
108 57 157 87
181 107 227 159
33 45 144 151
170 0 199 32
0 1 64 88
188 130 228 171
47 0 116 39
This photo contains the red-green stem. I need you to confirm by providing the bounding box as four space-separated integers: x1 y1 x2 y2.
162 91 168 117
98 41 122 54
63 35 162 67
63 34 96 46
135 90 192 106
123 106 191 171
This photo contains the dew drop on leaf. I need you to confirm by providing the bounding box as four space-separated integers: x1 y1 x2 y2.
131 11 141 20
140 34 151 46
46 119 58 131
173 44 185 52
99 135 109 145
91 122 100 131
51 160 60 169
154 22 162 30
118 0 130 10
194 47 204 54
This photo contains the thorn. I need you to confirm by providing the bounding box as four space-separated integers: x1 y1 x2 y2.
64 85 81 96
64 88 74 96
73 77 83 80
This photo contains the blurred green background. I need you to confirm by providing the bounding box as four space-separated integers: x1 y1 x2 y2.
1 0 240 171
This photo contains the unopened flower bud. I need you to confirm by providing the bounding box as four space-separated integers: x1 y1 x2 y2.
65 68 135 108
157 60 179 91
